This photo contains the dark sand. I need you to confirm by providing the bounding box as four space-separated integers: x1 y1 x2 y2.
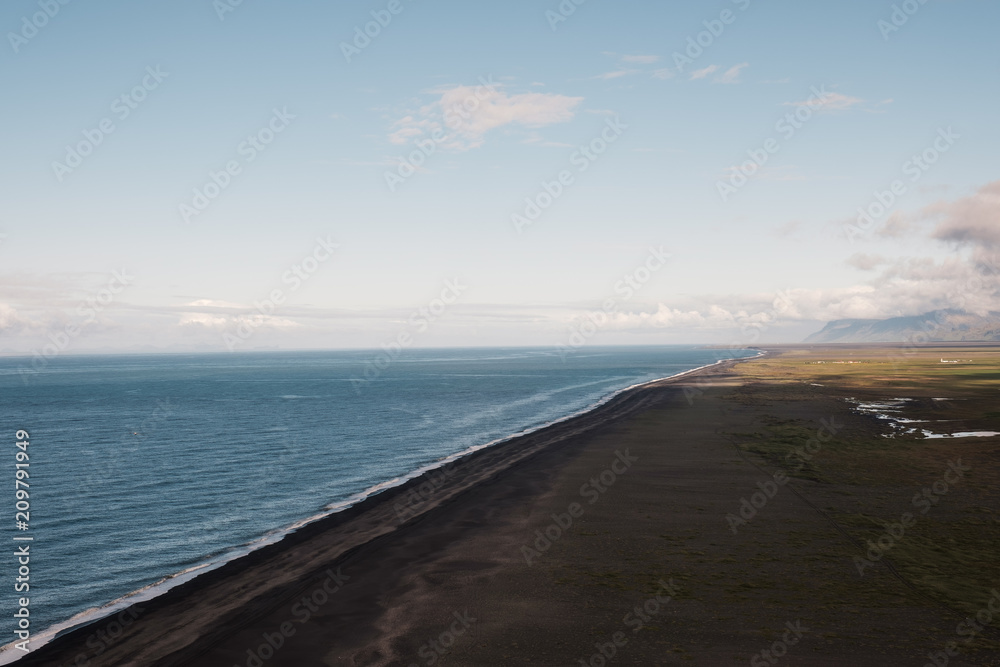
19 349 1000 666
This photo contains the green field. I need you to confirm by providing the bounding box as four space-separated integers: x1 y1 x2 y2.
732 345 1000 633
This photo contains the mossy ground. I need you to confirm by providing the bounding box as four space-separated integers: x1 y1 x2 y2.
728 346 1000 632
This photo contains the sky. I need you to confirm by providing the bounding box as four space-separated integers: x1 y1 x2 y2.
1 0 998 355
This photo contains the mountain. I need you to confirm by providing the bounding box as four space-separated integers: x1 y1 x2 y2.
804 310 1000 343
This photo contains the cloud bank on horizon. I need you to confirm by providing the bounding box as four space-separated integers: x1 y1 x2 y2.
0 0 997 354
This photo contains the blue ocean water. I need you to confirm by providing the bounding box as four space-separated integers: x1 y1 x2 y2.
0 345 752 652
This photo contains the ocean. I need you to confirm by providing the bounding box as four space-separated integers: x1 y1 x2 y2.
0 345 753 657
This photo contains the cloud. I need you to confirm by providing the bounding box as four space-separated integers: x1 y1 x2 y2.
867 255 1000 316
774 220 802 237
601 304 737 330
847 253 888 271
388 82 583 151
877 212 911 238
8 178 998 353
603 257 999 332
177 299 301 331
0 303 35 334
784 91 863 112
388 125 423 143
928 180 1000 249
863 98 895 115
812 92 863 110
602 52 660 65
620 54 660 64
690 65 719 80
592 184 1000 334
593 70 636 80
178 312 230 328
715 62 749 84
596 53 671 80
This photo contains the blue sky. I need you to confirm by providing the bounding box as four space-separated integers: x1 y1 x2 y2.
1 0 998 354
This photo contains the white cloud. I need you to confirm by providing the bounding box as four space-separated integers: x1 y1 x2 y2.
0 303 34 334
784 91 863 112
388 82 583 151
598 53 670 81
388 125 423 143
620 54 660 64
690 65 719 80
593 70 635 80
600 267 993 333
928 180 1000 250
178 312 230 328
600 304 737 330
177 300 301 331
847 253 888 271
714 62 748 84
574 184 1000 335
877 212 911 238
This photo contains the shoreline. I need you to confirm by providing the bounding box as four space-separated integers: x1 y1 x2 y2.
8 352 759 665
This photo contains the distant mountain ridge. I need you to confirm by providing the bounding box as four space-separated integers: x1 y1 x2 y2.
804 310 1000 343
